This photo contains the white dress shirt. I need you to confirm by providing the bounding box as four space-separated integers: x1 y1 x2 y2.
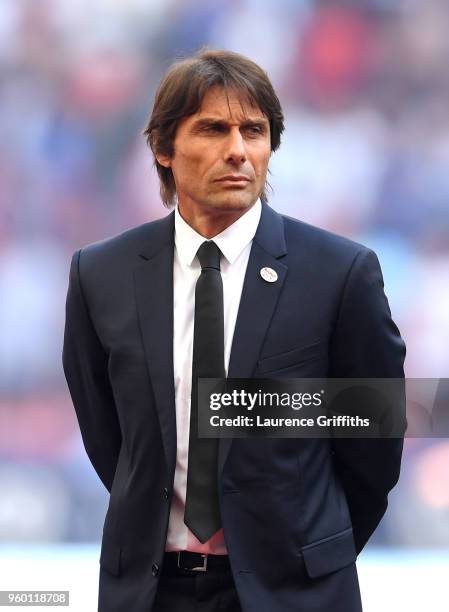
165 198 262 555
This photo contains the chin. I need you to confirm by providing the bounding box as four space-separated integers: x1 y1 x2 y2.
213 195 257 212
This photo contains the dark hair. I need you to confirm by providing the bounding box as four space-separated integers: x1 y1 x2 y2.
142 48 285 207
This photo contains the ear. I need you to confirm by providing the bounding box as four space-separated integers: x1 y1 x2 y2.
156 154 172 169
151 129 172 168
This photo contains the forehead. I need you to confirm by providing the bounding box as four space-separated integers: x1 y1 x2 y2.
193 86 266 122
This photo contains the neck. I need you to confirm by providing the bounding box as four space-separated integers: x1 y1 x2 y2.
177 202 256 238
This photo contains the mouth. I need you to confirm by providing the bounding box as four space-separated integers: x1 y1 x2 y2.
215 176 251 187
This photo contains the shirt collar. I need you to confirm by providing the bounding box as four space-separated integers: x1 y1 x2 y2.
174 198 262 267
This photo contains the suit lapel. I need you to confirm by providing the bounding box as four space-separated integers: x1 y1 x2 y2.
133 204 288 484
134 212 177 479
218 202 288 478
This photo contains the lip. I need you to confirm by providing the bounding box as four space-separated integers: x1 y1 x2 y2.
216 175 251 183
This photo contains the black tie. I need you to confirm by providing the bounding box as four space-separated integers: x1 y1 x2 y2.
184 240 224 542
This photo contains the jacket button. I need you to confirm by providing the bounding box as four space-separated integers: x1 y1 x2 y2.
163 487 170 500
152 563 159 576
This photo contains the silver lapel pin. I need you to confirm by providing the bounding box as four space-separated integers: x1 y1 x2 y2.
260 267 278 283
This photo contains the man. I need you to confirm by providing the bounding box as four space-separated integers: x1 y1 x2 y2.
63 49 406 612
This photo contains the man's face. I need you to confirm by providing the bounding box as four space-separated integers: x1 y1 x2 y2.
157 86 271 217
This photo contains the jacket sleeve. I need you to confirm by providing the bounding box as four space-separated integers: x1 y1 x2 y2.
329 248 406 554
62 249 122 492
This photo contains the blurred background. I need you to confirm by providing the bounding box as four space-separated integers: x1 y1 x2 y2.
1 0 449 609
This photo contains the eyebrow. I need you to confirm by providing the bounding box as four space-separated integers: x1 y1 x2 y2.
191 117 269 130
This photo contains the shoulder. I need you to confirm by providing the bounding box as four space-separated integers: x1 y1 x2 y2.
72 212 174 275
279 212 373 267
82 213 174 259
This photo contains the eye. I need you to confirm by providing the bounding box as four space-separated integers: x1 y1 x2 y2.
244 125 264 135
204 124 225 132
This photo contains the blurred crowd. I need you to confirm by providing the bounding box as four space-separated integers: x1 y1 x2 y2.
0 0 448 546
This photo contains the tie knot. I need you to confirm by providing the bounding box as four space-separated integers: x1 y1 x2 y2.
196 241 221 271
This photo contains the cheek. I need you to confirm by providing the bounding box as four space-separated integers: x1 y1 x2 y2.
171 155 196 185
175 148 210 177
253 152 271 178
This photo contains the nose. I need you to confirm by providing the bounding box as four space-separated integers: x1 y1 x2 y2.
224 127 247 165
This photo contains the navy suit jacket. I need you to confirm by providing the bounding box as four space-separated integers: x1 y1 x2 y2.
63 201 406 612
